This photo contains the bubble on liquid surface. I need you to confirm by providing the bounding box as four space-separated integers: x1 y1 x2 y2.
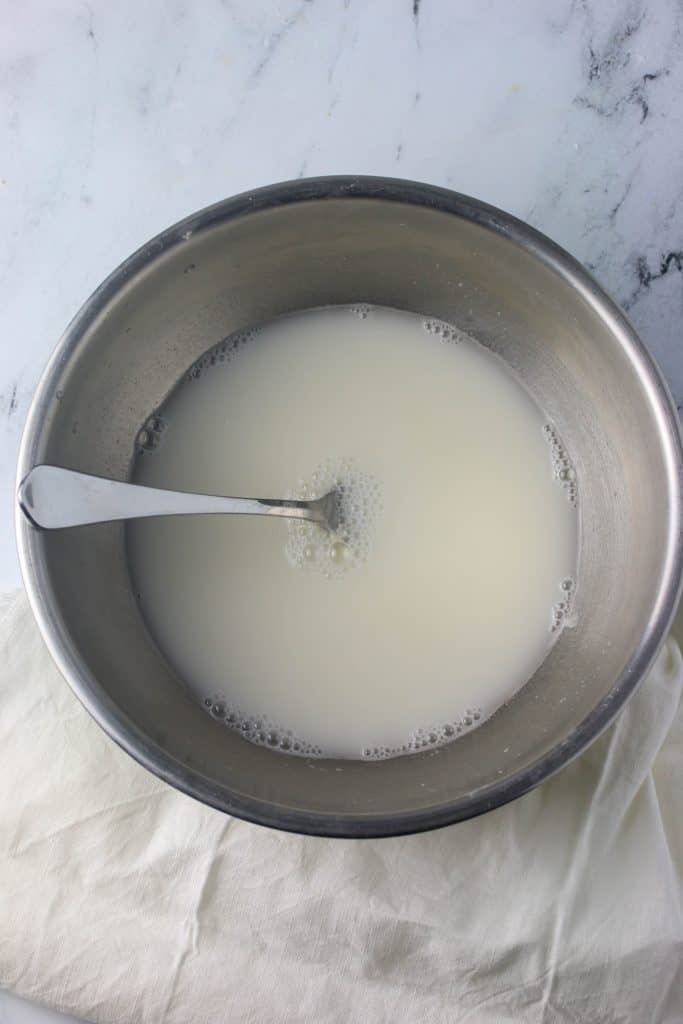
183 327 261 383
135 412 166 454
543 423 579 507
202 700 325 757
539 431 579 634
551 577 576 632
201 691 489 761
285 457 382 578
357 707 486 760
134 328 262 460
423 318 466 344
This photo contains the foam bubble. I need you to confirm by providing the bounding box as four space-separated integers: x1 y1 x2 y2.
183 327 261 383
201 700 326 757
422 317 466 343
201 692 491 761
543 423 579 507
285 457 382 579
383 708 486 758
352 707 488 760
135 412 166 454
551 577 576 632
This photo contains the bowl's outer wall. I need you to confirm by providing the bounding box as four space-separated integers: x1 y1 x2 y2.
16 178 683 836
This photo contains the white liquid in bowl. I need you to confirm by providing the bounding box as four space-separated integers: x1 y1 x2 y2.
128 306 578 759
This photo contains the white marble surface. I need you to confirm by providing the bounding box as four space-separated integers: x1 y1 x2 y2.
1 0 682 1018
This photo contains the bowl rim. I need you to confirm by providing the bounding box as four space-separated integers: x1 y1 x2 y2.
15 175 683 838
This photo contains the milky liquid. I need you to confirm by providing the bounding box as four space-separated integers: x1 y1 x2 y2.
128 306 578 759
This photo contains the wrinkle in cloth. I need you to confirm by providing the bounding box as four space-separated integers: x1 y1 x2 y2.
0 590 682 1024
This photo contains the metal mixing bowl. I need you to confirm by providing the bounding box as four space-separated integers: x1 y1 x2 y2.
16 177 683 837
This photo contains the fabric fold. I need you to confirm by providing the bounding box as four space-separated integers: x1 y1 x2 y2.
1 591 681 1024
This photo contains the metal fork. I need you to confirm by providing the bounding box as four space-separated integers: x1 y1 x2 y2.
18 465 340 533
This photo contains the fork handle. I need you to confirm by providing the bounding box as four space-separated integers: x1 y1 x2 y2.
17 465 321 530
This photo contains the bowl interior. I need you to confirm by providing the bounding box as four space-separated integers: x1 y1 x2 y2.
18 183 681 835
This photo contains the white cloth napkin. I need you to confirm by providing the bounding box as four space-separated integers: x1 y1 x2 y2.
1 590 682 1024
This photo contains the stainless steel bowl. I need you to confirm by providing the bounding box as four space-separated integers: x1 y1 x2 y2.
16 177 683 837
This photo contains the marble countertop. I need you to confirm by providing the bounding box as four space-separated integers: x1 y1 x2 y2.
1 4 682 1018
2 0 682 595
